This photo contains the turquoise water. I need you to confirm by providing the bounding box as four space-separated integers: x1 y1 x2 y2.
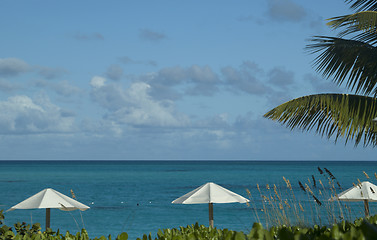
0 161 376 239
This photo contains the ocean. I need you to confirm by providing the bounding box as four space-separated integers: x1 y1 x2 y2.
0 160 376 239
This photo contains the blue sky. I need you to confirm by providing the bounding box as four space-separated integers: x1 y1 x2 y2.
0 0 375 160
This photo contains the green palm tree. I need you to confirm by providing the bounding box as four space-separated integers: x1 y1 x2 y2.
264 0 377 147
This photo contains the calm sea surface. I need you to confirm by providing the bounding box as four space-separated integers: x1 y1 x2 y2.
0 161 376 239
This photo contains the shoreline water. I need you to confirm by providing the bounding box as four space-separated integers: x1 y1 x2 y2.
0 160 376 239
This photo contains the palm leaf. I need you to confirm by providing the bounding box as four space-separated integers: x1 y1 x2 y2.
307 36 377 96
327 11 377 34
264 94 377 146
325 11 377 44
349 26 377 44
346 0 377 11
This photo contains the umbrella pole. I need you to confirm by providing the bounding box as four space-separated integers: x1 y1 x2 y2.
46 208 51 230
209 203 214 228
364 200 370 217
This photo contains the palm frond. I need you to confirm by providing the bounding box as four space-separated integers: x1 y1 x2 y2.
307 36 377 96
264 94 377 146
327 11 377 34
330 25 377 46
327 11 377 31
346 0 377 11
327 22 377 45
350 27 377 44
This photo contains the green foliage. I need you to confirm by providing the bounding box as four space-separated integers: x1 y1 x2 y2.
0 211 4 225
264 0 377 146
149 219 377 239
116 233 128 240
153 222 249 240
0 215 118 240
3 210 377 239
264 94 377 146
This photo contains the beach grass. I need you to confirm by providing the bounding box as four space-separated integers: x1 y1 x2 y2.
246 167 372 229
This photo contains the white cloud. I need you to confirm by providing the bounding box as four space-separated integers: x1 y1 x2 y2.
118 56 157 67
154 66 186 85
118 82 189 127
268 67 295 90
37 66 68 80
139 29 166 42
33 79 81 97
0 95 75 134
90 76 107 88
305 73 344 93
185 65 220 96
90 82 127 111
0 78 22 92
90 80 190 128
222 61 270 95
267 0 307 22
105 64 123 81
142 65 220 99
188 65 218 84
0 58 31 77
53 80 81 97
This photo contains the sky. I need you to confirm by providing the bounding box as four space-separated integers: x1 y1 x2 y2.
0 0 375 160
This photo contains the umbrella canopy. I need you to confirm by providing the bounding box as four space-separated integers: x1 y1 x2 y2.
330 181 377 217
7 188 89 229
333 181 377 202
172 182 249 204
172 182 249 227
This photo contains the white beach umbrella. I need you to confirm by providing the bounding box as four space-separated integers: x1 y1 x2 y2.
7 188 90 229
172 182 249 227
329 181 377 217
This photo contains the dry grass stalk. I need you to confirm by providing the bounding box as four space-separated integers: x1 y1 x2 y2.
299 203 304 212
70 189 76 199
256 184 269 228
246 188 261 224
324 168 335 180
70 189 85 229
357 179 362 188
249 168 367 229
283 177 302 225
